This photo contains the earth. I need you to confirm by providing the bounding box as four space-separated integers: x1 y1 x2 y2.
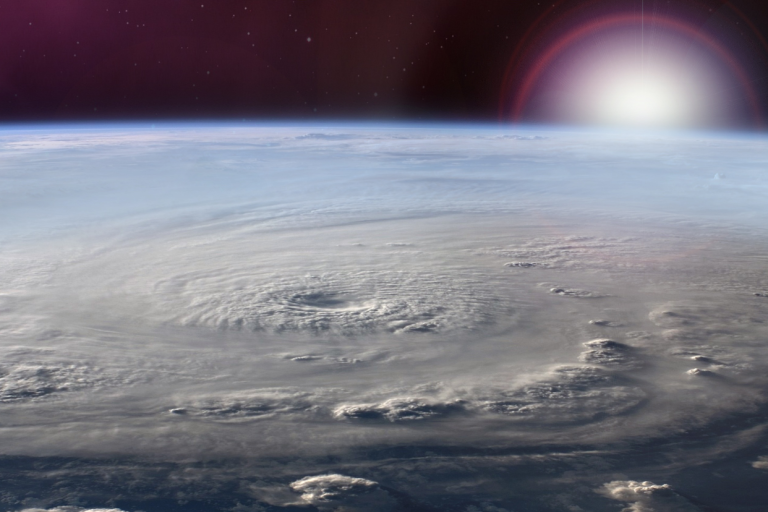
1 123 767 512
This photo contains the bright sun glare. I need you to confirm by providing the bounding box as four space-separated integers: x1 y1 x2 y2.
592 69 691 127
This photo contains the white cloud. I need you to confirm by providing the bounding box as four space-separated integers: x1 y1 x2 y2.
289 474 397 511
155 268 509 336
290 473 378 501
598 480 700 511
476 365 646 424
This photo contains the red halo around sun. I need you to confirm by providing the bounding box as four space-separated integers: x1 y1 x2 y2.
501 5 763 129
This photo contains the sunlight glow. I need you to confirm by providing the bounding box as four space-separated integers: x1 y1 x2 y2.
504 12 761 128
595 71 689 126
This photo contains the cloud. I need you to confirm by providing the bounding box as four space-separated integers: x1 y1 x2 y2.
295 133 359 141
481 236 637 271
156 269 510 336
3 125 768 511
334 397 465 422
752 456 768 470
0 363 100 402
598 480 701 512
579 339 639 369
289 474 398 511
290 474 378 501
477 365 646 424
169 389 326 422
545 285 603 298
649 302 765 343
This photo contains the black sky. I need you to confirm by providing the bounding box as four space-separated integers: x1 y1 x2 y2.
2 0 768 125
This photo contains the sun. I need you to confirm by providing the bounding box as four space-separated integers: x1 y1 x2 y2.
503 11 761 129
595 71 689 127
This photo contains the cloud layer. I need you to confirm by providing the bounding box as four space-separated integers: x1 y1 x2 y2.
1 125 767 511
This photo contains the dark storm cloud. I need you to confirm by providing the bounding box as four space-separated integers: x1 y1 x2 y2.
334 397 466 422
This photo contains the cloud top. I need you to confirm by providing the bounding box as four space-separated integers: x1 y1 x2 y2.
599 480 701 512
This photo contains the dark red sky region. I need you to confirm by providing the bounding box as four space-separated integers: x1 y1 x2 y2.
2 0 768 126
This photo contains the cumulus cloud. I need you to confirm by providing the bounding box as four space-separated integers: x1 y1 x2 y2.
289 474 397 511
649 302 765 341
478 365 646 423
598 480 700 512
685 368 716 377
290 474 377 501
669 345 751 374
579 339 639 369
